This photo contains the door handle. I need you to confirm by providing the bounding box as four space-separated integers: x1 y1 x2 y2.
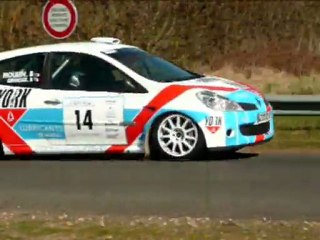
44 99 62 105
119 121 135 126
105 121 135 126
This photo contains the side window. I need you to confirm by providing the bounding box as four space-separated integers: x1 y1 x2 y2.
49 52 146 93
0 53 45 88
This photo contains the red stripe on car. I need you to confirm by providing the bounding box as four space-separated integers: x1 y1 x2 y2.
255 134 265 143
0 109 33 155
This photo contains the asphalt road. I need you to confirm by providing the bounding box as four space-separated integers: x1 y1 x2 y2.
0 152 319 220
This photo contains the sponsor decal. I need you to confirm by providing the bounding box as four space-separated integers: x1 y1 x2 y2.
105 97 125 122
3 71 40 84
0 109 26 127
17 123 65 139
19 124 64 132
63 96 127 145
64 99 94 107
0 88 31 108
0 108 32 155
105 127 120 139
205 116 222 134
106 105 118 120
205 116 222 126
7 111 14 123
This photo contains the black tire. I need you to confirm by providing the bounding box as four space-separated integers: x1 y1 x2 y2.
0 141 5 159
149 113 206 160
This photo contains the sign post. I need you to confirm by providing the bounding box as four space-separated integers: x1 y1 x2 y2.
42 0 78 39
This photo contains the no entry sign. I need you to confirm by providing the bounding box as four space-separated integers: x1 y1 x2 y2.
42 0 78 39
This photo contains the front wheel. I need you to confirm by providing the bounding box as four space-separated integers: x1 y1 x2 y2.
150 114 205 160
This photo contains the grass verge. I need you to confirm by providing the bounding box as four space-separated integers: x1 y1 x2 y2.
0 214 319 240
253 116 320 151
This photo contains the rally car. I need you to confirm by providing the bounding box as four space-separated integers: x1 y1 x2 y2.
0 37 274 159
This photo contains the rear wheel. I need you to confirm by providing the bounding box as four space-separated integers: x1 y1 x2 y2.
150 114 205 160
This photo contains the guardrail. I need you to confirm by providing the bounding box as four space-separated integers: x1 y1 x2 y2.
266 95 320 116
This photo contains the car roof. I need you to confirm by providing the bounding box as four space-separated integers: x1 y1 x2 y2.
0 40 136 59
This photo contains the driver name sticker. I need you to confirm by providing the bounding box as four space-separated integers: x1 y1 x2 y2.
2 71 40 84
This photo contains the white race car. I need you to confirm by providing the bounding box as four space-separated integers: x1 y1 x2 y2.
0 37 274 159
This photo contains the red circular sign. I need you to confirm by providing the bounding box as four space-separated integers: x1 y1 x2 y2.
42 0 78 39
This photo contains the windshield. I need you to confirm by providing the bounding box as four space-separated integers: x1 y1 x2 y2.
105 48 203 82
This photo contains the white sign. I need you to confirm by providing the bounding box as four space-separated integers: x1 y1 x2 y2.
63 96 127 145
42 0 78 39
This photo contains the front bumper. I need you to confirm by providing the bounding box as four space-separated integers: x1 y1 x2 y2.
201 107 275 149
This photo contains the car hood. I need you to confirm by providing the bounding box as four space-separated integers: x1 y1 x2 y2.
169 76 267 106
175 76 249 90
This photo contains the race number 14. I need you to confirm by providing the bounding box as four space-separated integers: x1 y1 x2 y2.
75 110 93 130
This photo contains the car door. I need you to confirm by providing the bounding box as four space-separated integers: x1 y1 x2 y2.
46 52 144 146
0 52 69 154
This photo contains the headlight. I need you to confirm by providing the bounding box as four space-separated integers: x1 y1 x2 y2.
196 90 243 111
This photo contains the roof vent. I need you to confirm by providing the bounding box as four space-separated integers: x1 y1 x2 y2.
90 37 121 44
